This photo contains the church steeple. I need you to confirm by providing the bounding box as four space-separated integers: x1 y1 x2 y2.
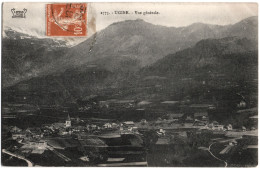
65 114 71 128
67 114 71 121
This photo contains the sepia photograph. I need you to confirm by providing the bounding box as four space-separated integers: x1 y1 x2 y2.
1 2 258 167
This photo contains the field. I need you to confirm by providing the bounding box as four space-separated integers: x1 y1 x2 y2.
147 144 223 167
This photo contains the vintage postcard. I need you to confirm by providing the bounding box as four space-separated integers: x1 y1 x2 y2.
1 2 258 167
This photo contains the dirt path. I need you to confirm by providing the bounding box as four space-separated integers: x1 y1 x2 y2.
208 142 227 167
2 149 34 167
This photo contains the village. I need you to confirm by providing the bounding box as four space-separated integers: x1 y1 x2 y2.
2 97 258 166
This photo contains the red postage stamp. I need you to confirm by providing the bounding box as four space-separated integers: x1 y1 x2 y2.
46 3 87 36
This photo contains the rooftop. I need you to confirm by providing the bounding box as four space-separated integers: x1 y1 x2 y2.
123 121 134 125
190 104 213 108
237 107 257 113
194 112 208 116
161 101 179 104
137 101 152 105
249 115 258 119
169 113 184 118
67 114 71 121
247 145 258 149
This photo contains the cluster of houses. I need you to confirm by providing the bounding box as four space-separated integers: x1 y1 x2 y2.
19 140 48 155
7 114 143 157
8 126 48 155
44 115 140 136
9 114 140 144
147 102 234 132
153 111 233 131
10 126 43 141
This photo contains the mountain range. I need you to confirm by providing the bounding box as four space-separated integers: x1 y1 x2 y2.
2 16 257 88
2 16 258 106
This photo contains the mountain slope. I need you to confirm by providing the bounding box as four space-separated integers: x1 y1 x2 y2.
3 36 257 106
2 16 258 88
2 28 68 87
133 36 258 100
64 16 257 69
141 36 257 77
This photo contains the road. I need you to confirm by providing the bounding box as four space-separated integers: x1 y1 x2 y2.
2 149 34 167
208 142 227 167
46 146 71 162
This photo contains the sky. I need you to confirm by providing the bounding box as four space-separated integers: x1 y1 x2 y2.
92 3 258 30
2 2 258 44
